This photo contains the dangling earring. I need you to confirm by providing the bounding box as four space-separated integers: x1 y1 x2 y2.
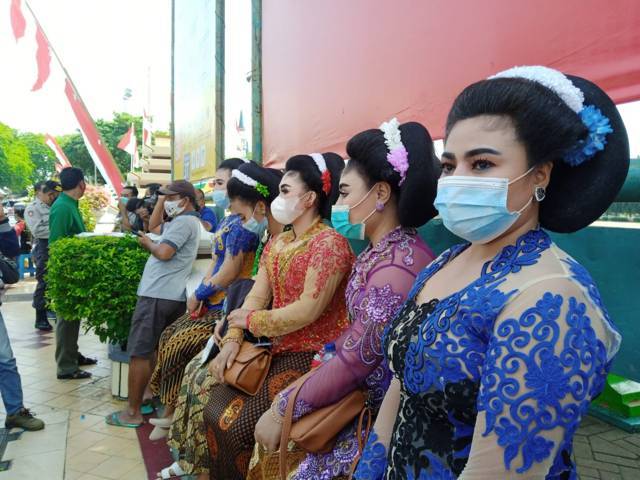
534 186 546 202
376 200 385 212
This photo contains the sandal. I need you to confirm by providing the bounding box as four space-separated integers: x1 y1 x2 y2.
78 353 98 366
105 411 142 428
149 425 169 441
57 370 92 380
157 461 186 479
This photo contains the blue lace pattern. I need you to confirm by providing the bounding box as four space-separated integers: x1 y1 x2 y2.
382 229 615 479
354 431 388 480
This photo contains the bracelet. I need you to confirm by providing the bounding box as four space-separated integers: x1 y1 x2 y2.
270 402 283 425
220 337 241 347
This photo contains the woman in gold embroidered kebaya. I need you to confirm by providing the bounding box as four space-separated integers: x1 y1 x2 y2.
202 153 355 480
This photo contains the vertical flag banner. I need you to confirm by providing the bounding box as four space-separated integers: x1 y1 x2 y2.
142 110 152 149
8 0 124 194
45 133 72 169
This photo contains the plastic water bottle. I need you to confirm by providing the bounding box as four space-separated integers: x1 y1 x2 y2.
322 342 337 363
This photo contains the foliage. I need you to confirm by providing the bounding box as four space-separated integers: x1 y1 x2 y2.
18 132 57 183
57 112 143 183
77 184 111 232
83 184 111 211
78 199 97 232
47 235 149 344
0 122 35 192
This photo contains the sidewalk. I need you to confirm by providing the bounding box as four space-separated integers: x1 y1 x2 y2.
0 279 145 480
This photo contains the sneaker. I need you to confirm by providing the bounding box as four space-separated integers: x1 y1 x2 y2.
5 408 45 431
34 310 52 331
35 320 52 331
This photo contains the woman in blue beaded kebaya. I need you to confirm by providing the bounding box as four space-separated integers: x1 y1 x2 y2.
354 66 629 480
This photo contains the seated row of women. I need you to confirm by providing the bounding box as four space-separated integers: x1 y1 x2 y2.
152 65 628 480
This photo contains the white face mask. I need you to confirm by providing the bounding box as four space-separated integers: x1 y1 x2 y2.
271 194 304 225
164 199 186 218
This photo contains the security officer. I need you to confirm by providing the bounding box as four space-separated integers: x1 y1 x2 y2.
24 180 61 331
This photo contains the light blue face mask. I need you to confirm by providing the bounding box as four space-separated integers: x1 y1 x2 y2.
243 216 268 239
434 168 534 244
330 187 377 241
120 196 129 205
212 190 229 210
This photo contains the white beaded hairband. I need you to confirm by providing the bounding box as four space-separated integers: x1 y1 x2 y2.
231 169 269 198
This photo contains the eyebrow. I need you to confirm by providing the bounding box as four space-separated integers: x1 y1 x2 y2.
441 147 502 160
338 182 350 189
280 183 290 189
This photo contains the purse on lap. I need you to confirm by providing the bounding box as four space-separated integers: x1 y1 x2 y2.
278 368 372 480
214 278 273 396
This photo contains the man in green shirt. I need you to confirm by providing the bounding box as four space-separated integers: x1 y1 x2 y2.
49 167 97 379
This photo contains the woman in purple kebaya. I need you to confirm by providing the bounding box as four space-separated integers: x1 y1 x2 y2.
248 119 441 480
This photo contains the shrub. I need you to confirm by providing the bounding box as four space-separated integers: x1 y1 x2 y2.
78 198 96 232
47 235 149 345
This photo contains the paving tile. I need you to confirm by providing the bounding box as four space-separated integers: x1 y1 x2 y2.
64 469 84 480
593 453 639 468
578 458 621 473
613 439 640 457
590 436 638 459
65 450 111 473
575 440 594 460
577 465 600 478
598 429 635 442
0 449 65 479
620 466 640 480
88 456 142 480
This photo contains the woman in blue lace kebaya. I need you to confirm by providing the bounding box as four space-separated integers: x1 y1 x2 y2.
354 66 629 479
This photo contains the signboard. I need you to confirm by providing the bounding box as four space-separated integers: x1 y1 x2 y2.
172 0 217 181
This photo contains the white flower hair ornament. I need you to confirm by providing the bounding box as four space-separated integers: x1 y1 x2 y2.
231 169 269 198
490 66 613 167
379 117 409 185
309 153 332 195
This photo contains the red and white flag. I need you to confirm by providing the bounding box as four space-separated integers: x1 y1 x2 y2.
117 123 139 168
45 133 72 169
142 110 152 149
8 0 124 195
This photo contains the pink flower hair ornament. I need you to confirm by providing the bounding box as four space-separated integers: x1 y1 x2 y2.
379 117 409 185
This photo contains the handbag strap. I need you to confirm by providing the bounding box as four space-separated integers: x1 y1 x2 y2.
278 370 313 480
348 404 373 478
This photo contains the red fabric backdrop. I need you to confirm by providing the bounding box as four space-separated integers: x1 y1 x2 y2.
261 0 640 166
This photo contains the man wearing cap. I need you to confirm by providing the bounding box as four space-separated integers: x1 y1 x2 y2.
106 180 201 428
24 180 62 331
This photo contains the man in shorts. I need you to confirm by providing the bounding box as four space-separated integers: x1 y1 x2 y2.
106 180 201 427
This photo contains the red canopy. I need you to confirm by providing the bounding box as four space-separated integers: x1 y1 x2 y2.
262 0 640 166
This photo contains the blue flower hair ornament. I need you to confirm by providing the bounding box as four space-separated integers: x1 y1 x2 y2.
563 105 614 167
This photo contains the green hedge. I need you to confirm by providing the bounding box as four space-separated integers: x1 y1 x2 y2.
47 235 149 344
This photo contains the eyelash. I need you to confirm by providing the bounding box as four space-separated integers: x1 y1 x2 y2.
440 158 495 174
472 158 495 170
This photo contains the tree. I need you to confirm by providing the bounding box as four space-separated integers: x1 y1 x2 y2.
57 112 142 183
18 132 58 183
0 122 34 193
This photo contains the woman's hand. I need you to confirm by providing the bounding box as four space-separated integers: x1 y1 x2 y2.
227 309 253 329
187 295 199 313
254 406 283 453
208 341 240 383
213 320 225 345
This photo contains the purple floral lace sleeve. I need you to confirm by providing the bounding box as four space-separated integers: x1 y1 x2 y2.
277 231 434 419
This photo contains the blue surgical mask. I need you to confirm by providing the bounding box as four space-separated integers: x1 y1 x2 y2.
434 168 534 244
330 187 377 241
212 190 229 210
243 216 268 239
120 196 129 205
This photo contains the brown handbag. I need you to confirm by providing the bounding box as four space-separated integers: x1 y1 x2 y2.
223 341 272 396
278 369 372 480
